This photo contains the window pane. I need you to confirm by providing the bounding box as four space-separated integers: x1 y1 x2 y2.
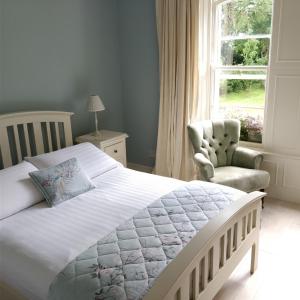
219 79 265 143
221 0 273 36
221 38 270 66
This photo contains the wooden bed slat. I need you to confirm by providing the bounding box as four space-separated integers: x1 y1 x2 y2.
233 222 238 252
252 209 257 229
212 243 220 277
242 216 246 240
63 120 73 147
46 122 53 152
226 228 232 260
33 122 44 155
0 127 12 168
189 268 196 300
55 122 61 149
247 212 252 234
180 277 190 300
13 125 22 163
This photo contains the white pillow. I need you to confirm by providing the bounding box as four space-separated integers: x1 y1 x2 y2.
0 161 44 220
25 142 121 179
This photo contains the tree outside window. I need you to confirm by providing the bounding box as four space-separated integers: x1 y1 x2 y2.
212 0 273 143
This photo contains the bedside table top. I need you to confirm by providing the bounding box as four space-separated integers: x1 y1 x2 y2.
76 130 128 144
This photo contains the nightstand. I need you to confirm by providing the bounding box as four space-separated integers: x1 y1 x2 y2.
76 130 129 166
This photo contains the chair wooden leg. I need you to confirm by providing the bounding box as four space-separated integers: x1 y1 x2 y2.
260 189 265 209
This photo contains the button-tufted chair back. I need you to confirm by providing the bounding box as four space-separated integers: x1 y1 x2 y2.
188 120 240 168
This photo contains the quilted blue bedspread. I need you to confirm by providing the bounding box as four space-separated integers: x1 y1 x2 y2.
48 181 238 300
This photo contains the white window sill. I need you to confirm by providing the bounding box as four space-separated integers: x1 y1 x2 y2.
239 141 300 160
239 140 263 151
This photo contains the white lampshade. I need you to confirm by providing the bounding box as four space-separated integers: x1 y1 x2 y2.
87 95 105 112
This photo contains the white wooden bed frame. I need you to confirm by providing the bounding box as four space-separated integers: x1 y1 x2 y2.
0 111 264 300
0 111 73 168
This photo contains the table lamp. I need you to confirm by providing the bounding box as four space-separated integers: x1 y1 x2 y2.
87 95 105 136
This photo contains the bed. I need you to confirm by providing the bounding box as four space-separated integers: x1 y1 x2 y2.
0 111 264 300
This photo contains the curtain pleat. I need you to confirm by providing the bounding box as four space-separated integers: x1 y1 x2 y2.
155 0 200 180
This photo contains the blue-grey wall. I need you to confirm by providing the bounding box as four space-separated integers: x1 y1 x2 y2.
0 0 159 166
0 0 124 136
118 0 159 166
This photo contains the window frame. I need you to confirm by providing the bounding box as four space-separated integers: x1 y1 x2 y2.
210 0 272 123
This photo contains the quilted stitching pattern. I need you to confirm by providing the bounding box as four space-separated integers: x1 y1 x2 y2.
48 181 237 300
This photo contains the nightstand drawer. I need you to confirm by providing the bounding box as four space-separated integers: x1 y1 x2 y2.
76 130 128 167
104 141 126 165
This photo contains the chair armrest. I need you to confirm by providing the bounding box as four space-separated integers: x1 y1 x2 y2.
232 147 263 169
194 153 214 180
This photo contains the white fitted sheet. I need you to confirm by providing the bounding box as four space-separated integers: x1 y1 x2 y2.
0 167 244 300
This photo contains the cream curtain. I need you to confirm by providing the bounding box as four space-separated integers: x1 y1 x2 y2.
154 0 202 180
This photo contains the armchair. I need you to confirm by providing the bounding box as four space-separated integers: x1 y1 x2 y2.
188 120 270 194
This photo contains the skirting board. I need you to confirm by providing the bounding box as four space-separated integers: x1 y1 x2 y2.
262 152 300 204
127 162 153 174
241 143 300 204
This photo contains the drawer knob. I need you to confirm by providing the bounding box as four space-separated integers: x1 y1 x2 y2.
114 149 118 153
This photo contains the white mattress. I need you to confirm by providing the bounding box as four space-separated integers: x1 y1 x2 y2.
0 167 184 300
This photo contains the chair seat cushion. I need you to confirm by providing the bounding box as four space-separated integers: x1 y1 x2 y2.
209 166 270 192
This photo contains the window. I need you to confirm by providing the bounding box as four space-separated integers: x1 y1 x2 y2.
212 0 273 143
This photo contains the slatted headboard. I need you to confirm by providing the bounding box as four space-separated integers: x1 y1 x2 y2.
0 111 74 169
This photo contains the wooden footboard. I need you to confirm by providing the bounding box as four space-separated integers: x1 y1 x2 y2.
144 191 264 300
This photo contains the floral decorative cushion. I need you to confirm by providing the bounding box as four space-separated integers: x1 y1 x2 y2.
29 158 95 207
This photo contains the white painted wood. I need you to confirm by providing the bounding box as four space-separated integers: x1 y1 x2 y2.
238 141 300 204
55 122 61 150
46 122 53 152
248 0 300 204
226 228 232 260
144 191 265 300
63 118 73 147
76 130 129 167
180 277 190 300
32 122 43 155
274 0 300 63
104 141 126 165
236 219 242 250
271 76 300 152
282 160 300 189
259 152 300 204
250 241 259 275
212 241 220 278
215 198 300 300
264 0 300 154
193 265 200 298
0 111 74 168
13 125 22 163
0 126 12 168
